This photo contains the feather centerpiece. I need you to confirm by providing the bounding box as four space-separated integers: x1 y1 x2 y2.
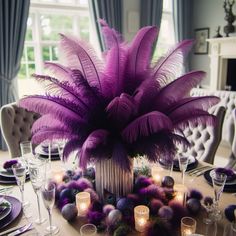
19 21 219 173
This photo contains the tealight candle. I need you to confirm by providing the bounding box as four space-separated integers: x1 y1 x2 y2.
151 165 163 184
52 169 64 184
134 205 149 232
76 192 91 216
174 184 187 205
181 217 196 236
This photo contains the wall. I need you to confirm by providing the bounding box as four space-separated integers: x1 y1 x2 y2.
190 0 236 88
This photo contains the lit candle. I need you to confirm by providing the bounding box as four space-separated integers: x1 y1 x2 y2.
181 217 196 236
134 205 149 232
151 165 163 184
52 169 64 184
183 229 194 235
76 192 91 216
174 184 187 205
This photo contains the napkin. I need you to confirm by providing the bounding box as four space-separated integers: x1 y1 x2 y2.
215 167 236 182
3 159 18 171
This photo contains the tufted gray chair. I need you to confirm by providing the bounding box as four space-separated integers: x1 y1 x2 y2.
178 106 226 164
225 109 236 169
0 103 39 158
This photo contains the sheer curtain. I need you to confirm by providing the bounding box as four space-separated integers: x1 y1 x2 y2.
0 0 30 150
89 0 123 51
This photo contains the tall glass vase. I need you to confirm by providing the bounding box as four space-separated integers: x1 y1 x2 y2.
95 158 134 199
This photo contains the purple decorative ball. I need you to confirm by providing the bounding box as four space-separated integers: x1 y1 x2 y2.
203 196 213 206
225 205 236 222
84 167 95 179
84 188 99 202
87 211 104 225
158 206 173 220
61 203 78 221
188 189 203 201
127 194 140 205
149 199 164 215
161 176 174 188
103 204 115 216
116 198 134 216
107 209 122 226
76 178 93 191
134 176 153 192
186 198 201 215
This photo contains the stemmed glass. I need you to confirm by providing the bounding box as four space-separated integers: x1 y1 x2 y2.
178 155 189 185
28 158 46 224
12 162 28 207
210 170 227 221
41 181 59 235
20 141 33 165
57 141 66 168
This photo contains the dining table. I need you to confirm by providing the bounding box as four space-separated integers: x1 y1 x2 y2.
0 155 235 236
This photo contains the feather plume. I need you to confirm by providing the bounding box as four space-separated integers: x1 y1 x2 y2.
80 129 110 169
60 34 103 91
153 71 206 111
44 62 74 82
127 26 158 78
152 40 194 84
122 111 173 143
63 138 83 161
106 93 136 129
20 95 87 124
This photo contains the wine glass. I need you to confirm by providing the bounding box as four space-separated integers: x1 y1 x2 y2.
41 181 59 235
28 158 46 224
178 155 189 185
20 141 33 165
210 170 227 221
57 141 66 168
12 162 28 206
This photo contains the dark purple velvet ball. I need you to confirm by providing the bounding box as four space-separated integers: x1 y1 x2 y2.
203 196 213 206
134 176 153 192
57 197 71 210
188 189 203 201
84 188 99 202
186 198 201 215
116 198 134 216
89 201 103 212
66 180 81 190
76 178 93 191
161 176 174 188
87 211 105 225
225 205 236 222
169 200 188 228
127 194 140 205
139 184 165 200
149 199 164 215
158 206 173 220
146 219 173 236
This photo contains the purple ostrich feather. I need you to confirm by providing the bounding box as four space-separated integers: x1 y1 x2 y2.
19 21 219 171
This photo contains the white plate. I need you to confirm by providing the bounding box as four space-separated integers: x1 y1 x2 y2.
0 199 11 221
209 169 236 186
0 168 15 178
35 145 59 156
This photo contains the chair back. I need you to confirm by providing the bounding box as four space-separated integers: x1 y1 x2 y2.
0 102 39 158
178 106 226 164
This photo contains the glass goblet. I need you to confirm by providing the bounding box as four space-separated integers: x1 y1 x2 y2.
28 158 46 224
41 181 59 235
20 141 33 164
178 155 189 185
210 170 227 221
12 162 28 206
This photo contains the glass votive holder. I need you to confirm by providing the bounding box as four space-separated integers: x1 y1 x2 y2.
51 169 64 184
181 217 197 236
76 192 91 216
134 205 149 232
151 164 163 184
174 184 187 206
80 223 97 236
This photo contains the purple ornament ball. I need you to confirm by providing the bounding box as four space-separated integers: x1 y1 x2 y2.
225 205 236 222
116 198 134 216
57 197 71 210
67 180 81 190
188 189 203 201
203 196 213 206
61 203 78 221
127 194 140 205
107 209 122 226
186 198 201 215
134 176 153 192
161 176 174 188
84 188 99 202
103 204 115 216
76 177 93 190
87 211 104 225
158 206 173 220
149 199 164 215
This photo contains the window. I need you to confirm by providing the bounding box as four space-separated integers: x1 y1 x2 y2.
153 0 175 61
18 0 99 97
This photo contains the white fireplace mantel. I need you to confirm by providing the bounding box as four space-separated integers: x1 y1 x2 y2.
206 37 236 90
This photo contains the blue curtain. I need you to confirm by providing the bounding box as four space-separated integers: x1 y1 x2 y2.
173 0 192 42
0 0 30 150
89 0 123 51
